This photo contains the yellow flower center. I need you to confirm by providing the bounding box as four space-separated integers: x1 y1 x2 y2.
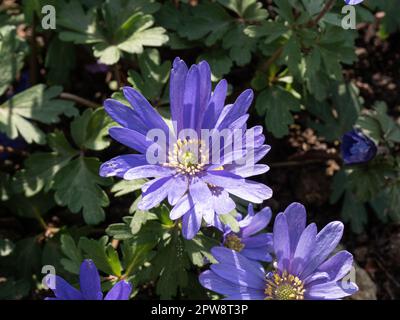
224 234 245 252
165 138 208 175
265 271 305 300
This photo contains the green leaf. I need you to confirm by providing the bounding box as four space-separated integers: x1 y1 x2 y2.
57 0 103 44
223 24 257 66
54 157 110 225
0 85 77 144
244 21 288 43
14 237 42 278
347 162 395 203
217 0 268 21
152 234 189 299
283 37 302 78
178 2 232 45
127 49 170 102
79 236 122 276
116 14 168 57
0 25 27 96
129 210 151 235
93 45 121 65
304 49 331 101
358 101 400 145
121 241 157 277
0 278 30 300
256 85 301 138
45 37 76 85
219 210 240 233
330 169 347 204
368 0 400 34
199 50 233 80
57 0 168 65
111 179 147 197
71 108 112 151
184 233 218 267
106 217 134 240
14 131 78 196
307 82 361 141
341 192 367 234
60 234 83 274
5 192 55 219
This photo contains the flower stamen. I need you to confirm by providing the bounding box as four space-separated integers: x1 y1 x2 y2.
224 233 245 252
164 138 208 175
264 271 305 300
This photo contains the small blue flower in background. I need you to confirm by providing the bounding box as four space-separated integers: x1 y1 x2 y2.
100 58 272 239
341 129 377 165
199 202 358 300
221 204 273 262
45 259 132 300
344 0 364 5
0 132 26 160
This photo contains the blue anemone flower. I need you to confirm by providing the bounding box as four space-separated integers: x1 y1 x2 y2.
45 259 132 300
100 58 272 239
341 129 377 165
199 203 358 300
221 204 273 262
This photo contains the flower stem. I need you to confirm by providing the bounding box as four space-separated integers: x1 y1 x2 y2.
59 93 99 109
307 0 336 28
32 208 47 231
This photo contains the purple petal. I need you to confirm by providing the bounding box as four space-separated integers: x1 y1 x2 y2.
211 189 236 215
216 89 253 130
104 281 132 300
210 247 265 281
248 204 255 217
181 205 202 239
301 222 344 279
103 99 148 135
170 58 188 133
273 213 291 271
122 87 170 136
99 154 147 178
210 263 266 289
170 194 193 220
306 281 358 300
138 176 173 210
79 259 103 300
241 247 272 262
167 175 189 206
227 164 270 178
199 270 264 299
303 271 330 285
203 171 272 203
241 233 273 249
290 223 317 276
182 65 201 131
109 127 152 154
202 79 228 130
195 61 212 132
241 207 272 238
45 274 84 300
189 178 212 212
123 164 174 180
316 250 354 282
202 205 218 226
283 202 307 256
223 292 265 300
